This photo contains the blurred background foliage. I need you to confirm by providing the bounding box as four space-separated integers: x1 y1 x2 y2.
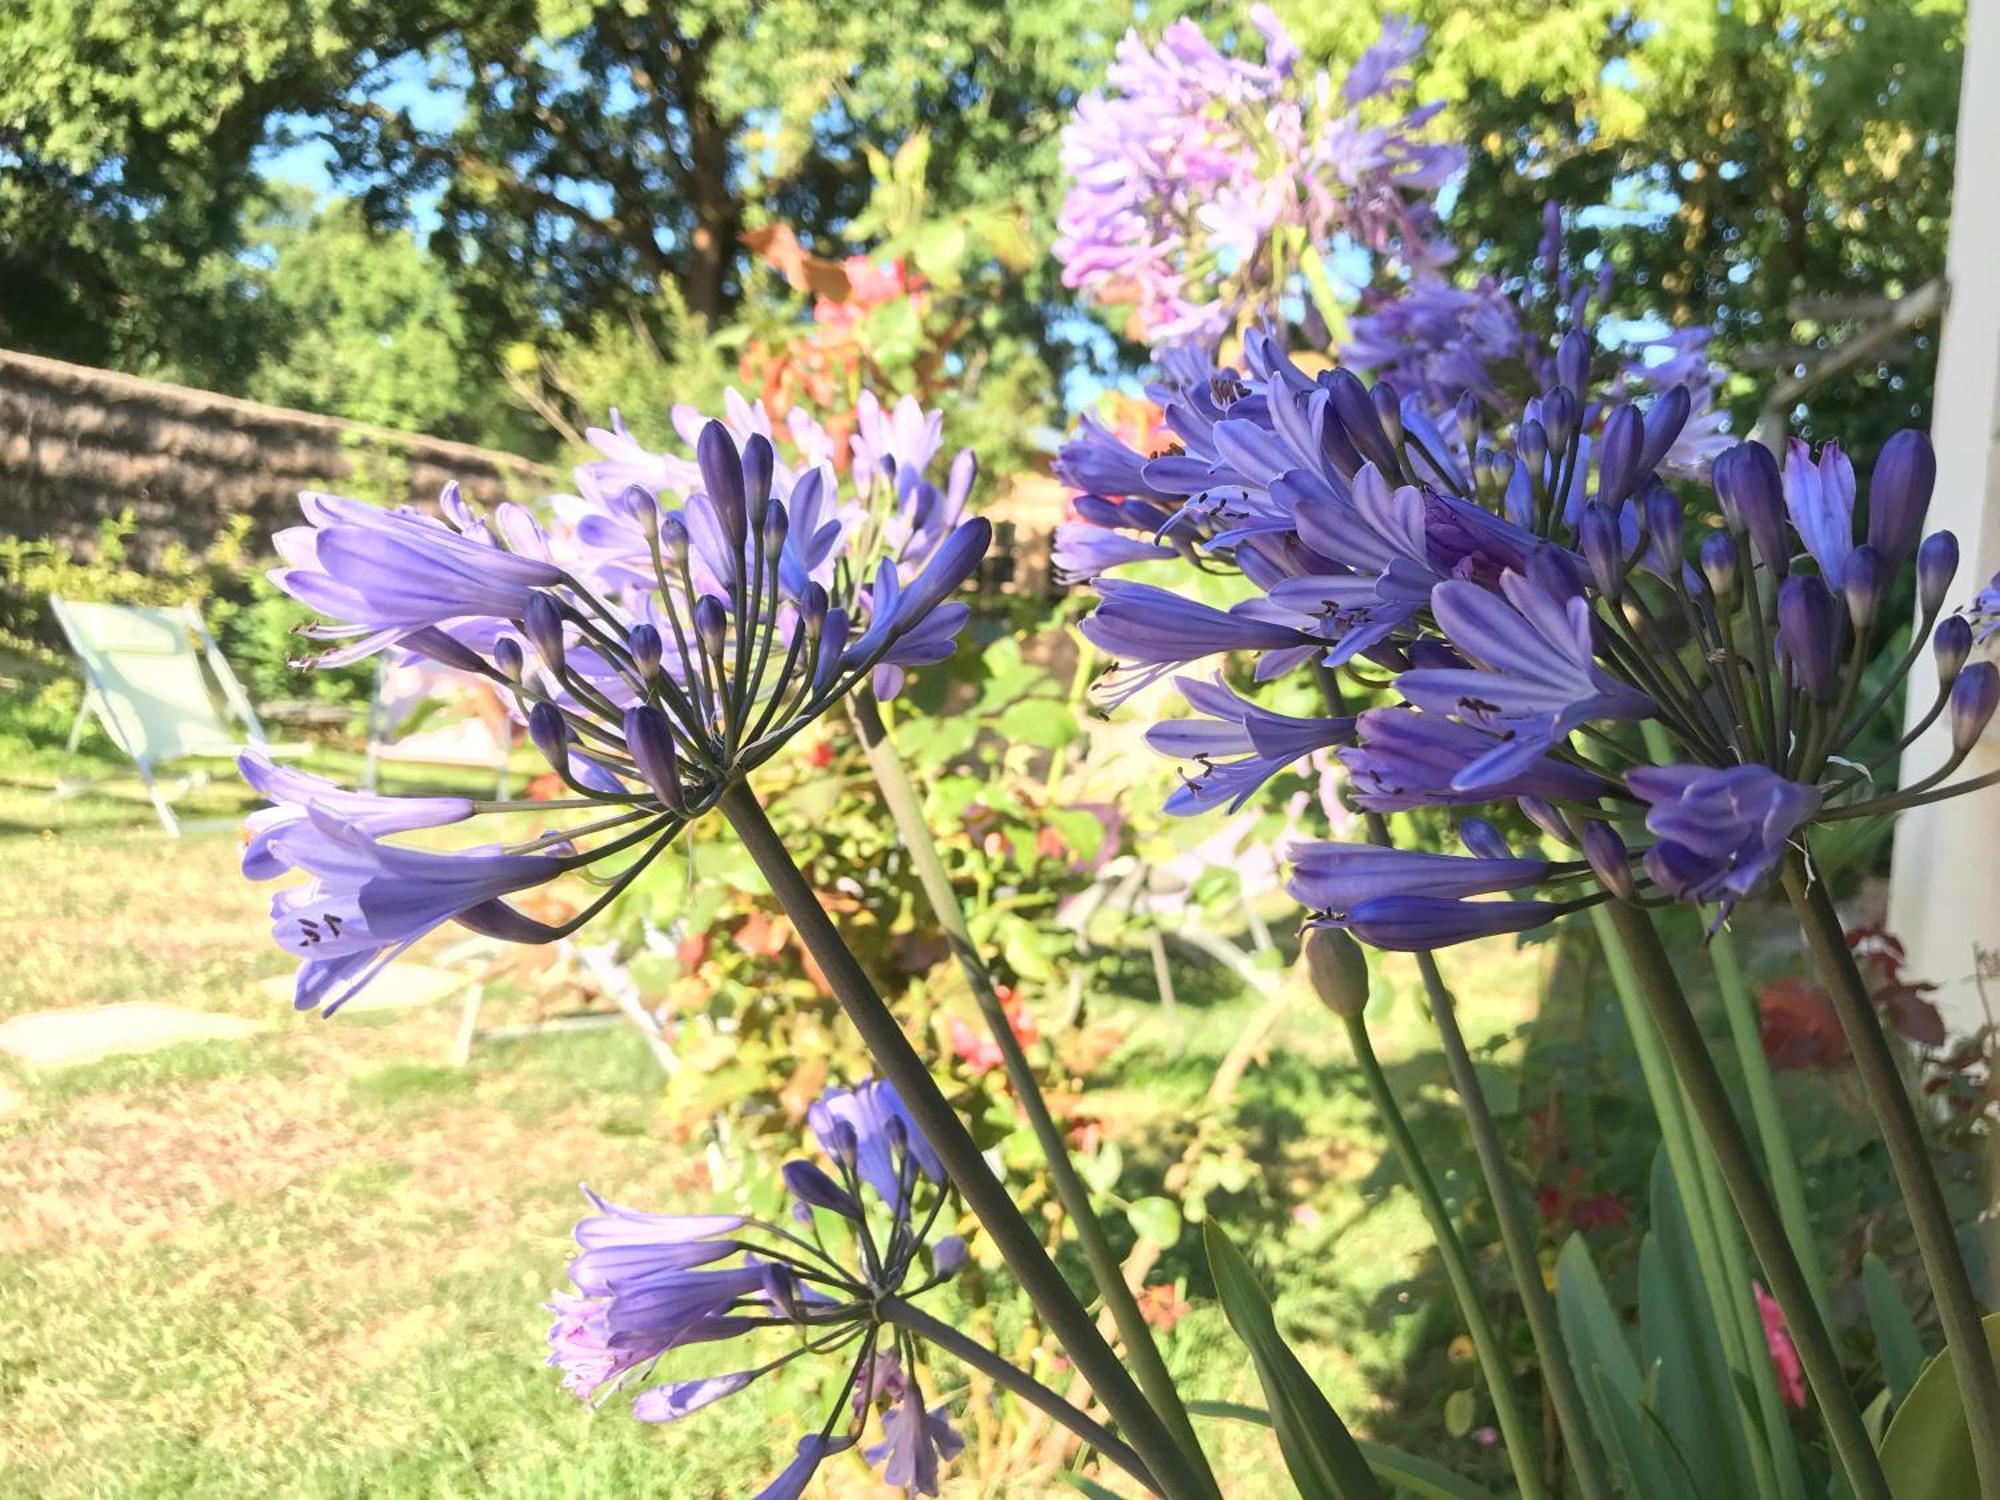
0 0 1963 463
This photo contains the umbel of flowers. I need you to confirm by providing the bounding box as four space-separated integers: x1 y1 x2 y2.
545 1077 1146 1498
1064 305 2000 1496
1055 8 1461 345
241 391 1224 1499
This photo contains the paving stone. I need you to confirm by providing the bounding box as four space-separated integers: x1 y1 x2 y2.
0 1003 262 1068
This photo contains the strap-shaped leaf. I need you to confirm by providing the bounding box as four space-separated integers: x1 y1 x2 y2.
1203 1219 1385 1500
1185 1401 1494 1499
1642 1154 1762 1499
1861 1253 1928 1405
1879 1312 2000 1499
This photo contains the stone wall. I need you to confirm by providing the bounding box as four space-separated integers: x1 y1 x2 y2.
0 348 558 562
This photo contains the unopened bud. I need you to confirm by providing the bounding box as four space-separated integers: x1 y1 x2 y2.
1918 530 1960 616
523 593 566 676
1934 615 1973 687
1303 926 1370 1019
1580 820 1636 902
627 622 663 680
1951 662 1999 753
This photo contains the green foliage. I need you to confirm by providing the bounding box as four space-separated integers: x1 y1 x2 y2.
239 188 522 446
1203 1218 1387 1499
1879 1315 2000 1500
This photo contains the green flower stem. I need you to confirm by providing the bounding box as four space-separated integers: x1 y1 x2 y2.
1685 1095 1809 1500
1590 889 1801 1500
1783 849 2000 1499
717 781 1203 1500
1706 921 1832 1329
1600 899 1892 1500
880 1295 1155 1492
1377 832 1612 1500
1341 1010 1550 1500
850 691 1219 1498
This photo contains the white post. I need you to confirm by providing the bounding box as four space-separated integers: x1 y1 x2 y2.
1887 0 2000 1034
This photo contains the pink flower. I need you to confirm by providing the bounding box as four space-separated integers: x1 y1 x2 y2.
1754 1282 1807 1409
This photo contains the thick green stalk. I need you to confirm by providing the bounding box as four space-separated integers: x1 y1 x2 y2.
1706 922 1832 1329
851 693 1218 1497
1343 1011 1550 1500
1590 904 1794 1500
1783 850 2000 1498
881 1296 1155 1492
1390 853 1612 1500
718 783 1203 1500
1684 1093 1809 1500
1601 899 1892 1500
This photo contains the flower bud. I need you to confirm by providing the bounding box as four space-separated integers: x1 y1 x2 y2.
493 636 525 683
1540 387 1578 452
659 512 692 566
741 432 776 510
627 622 663 679
801 582 830 632
780 1161 861 1222
1580 502 1624 600
1597 403 1644 504
760 496 788 552
1459 818 1513 861
1327 369 1399 475
1638 384 1692 477
527 701 568 771
1951 662 1999 753
523 593 566 676
697 421 748 552
1918 530 1959 616
829 1121 861 1171
1580 820 1636 902
1516 419 1548 478
1455 392 1481 452
611 484 659 538
1866 428 1936 569
1372 381 1404 448
1302 925 1370 1020
1518 795 1576 848
1713 442 1788 577
623 704 685 812
1778 574 1842 701
1557 330 1591 394
1642 484 1685 579
932 1235 969 1276
760 1262 806 1321
693 595 728 654
1934 615 1973 687
1699 531 1738 600
1843 544 1887 631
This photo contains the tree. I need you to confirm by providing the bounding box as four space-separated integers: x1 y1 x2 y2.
238 187 522 446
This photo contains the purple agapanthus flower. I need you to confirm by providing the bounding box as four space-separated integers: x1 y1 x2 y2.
1627 764 1823 910
1145 674 1355 813
1397 563 1654 787
549 1078 968 1497
1055 12 1460 344
248 396 990 1013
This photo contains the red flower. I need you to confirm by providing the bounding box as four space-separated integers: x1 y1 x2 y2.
1754 1281 1808 1408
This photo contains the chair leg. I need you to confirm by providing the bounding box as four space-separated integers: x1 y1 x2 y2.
451 983 486 1066
135 758 180 837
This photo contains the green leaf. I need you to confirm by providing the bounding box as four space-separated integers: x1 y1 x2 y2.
995 697 1080 750
1879 1312 2000 1500
1641 1152 1761 1499
1126 1195 1182 1247
1862 1252 1928 1404
1058 1475 1123 1500
1203 1220 1386 1500
1186 1402 1495 1499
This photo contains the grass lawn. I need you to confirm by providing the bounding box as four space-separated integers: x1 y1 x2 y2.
0 749 1570 1497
